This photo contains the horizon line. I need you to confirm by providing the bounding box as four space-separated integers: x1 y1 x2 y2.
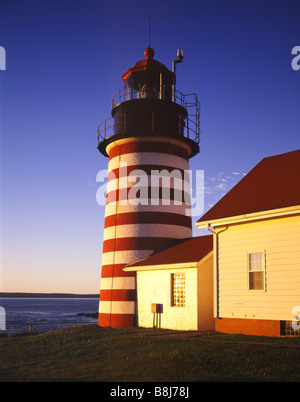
0 292 99 298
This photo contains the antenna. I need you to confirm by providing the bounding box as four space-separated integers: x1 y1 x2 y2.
148 16 151 47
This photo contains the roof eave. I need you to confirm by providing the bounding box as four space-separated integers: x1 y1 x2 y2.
123 261 198 272
124 249 214 272
196 205 300 229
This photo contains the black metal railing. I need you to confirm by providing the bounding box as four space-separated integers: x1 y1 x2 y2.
111 87 187 108
97 89 200 145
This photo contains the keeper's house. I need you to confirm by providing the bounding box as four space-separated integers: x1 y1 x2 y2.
196 149 300 337
124 149 300 336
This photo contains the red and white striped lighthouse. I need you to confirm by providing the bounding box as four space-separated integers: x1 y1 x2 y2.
97 46 200 327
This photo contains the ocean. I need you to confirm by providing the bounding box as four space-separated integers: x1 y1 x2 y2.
0 297 99 335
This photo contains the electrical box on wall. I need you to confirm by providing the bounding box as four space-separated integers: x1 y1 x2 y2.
151 303 163 314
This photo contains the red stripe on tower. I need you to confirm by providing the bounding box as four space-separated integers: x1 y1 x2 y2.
104 212 192 229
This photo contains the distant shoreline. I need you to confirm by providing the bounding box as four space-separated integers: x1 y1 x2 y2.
0 292 99 299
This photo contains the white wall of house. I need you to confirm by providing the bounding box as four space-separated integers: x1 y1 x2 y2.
216 214 300 322
136 267 198 331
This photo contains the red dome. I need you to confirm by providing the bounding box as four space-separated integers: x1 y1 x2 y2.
122 47 174 83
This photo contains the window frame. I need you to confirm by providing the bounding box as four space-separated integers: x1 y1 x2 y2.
247 250 266 292
170 272 186 307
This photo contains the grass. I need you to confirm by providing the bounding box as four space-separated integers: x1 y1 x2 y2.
0 324 300 382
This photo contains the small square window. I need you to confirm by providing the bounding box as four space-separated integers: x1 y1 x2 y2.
171 273 185 307
248 252 265 290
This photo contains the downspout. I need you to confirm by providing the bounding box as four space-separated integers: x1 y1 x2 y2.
206 224 219 319
206 224 227 319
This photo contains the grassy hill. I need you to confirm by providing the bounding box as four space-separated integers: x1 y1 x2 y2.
0 324 300 382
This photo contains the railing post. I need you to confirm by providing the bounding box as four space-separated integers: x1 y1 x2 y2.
123 112 126 133
179 115 181 136
160 74 163 100
152 111 155 132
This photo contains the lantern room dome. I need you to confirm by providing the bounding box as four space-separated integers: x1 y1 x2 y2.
122 47 174 84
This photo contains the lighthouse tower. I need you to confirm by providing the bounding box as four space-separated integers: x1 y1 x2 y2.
97 46 200 328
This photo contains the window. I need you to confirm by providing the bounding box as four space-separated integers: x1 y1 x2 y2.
171 273 185 307
248 252 265 290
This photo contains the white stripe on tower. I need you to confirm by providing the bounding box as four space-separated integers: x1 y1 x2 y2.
103 224 192 241
98 137 192 328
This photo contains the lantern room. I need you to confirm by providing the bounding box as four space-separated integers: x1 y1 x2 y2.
97 47 201 158
122 47 174 101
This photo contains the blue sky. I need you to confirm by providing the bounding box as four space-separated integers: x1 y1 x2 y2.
0 0 299 293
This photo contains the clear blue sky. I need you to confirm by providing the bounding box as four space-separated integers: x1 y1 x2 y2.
0 0 299 293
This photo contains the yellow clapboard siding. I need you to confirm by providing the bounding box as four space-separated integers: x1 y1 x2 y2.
217 214 300 321
220 292 299 301
219 237 300 253
220 229 300 244
219 215 300 236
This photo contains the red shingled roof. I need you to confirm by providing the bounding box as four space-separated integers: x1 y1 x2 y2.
127 235 213 267
198 149 300 223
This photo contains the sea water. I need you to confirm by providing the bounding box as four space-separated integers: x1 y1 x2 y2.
0 298 99 334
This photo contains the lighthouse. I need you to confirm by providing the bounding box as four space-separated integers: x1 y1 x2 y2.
97 46 200 328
